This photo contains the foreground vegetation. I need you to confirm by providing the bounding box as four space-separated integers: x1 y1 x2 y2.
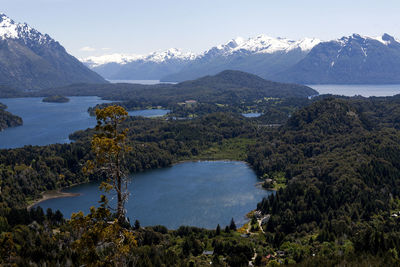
2 89 400 265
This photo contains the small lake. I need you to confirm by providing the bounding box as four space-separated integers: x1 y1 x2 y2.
309 84 400 97
36 161 271 229
0 96 110 149
242 113 262 118
108 79 177 85
128 109 170 117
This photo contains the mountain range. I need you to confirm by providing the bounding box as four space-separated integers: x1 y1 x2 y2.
82 33 400 84
0 13 106 90
1 12 399 89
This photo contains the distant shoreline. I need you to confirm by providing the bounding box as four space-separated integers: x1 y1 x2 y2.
27 190 80 210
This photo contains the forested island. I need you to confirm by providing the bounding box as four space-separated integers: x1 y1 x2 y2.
1 72 400 266
0 102 22 131
42 95 70 103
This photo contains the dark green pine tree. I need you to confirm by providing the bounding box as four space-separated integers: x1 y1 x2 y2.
229 218 236 231
216 224 221 235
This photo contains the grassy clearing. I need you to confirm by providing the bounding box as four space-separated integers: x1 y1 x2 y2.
193 138 256 161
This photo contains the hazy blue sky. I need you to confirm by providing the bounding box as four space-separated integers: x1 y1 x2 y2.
2 0 400 58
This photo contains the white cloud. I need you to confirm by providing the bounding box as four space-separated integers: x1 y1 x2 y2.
80 46 96 52
101 47 111 51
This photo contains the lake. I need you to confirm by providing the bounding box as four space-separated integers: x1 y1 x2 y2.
0 96 111 149
0 97 172 149
309 84 400 97
128 109 170 117
108 79 177 85
242 113 262 118
36 161 271 229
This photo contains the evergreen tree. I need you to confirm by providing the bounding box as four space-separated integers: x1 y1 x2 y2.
229 218 237 231
216 224 221 235
225 226 230 233
134 219 141 230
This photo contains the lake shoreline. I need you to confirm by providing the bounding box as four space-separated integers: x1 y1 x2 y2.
173 159 251 166
26 159 269 214
27 190 81 210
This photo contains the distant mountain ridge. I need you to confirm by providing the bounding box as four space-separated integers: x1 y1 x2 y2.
273 33 400 84
82 33 400 84
0 13 106 90
81 35 321 81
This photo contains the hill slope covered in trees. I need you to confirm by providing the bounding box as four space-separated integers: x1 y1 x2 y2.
1 96 400 265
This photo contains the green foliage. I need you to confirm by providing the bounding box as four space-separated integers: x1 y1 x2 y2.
251 97 400 262
3 95 400 265
69 196 137 266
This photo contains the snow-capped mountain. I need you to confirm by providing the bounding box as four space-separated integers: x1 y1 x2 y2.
0 13 54 46
81 48 196 80
82 35 320 81
200 35 320 56
83 48 196 68
272 33 400 84
82 35 319 66
162 35 321 82
81 33 400 84
0 13 105 90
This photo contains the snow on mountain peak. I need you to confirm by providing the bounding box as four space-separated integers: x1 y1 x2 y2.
146 48 196 62
370 34 398 45
293 38 322 51
82 54 144 67
205 34 320 56
0 13 19 39
82 35 321 67
82 48 196 67
336 34 399 47
0 13 54 46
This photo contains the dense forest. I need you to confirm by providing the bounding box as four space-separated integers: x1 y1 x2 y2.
35 71 316 103
2 90 400 265
0 102 22 131
0 70 316 102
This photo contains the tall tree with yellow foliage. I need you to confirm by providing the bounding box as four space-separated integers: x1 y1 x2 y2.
85 105 131 224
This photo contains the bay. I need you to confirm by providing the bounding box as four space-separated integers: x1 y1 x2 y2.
0 96 110 149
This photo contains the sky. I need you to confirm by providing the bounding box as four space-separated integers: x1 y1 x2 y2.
2 0 400 58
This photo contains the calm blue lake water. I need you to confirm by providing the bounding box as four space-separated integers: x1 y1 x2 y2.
108 79 177 85
36 161 270 229
242 113 262 118
309 84 400 97
0 97 111 149
128 109 170 117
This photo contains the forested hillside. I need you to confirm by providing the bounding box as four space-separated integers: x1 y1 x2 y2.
249 97 400 264
1 96 400 265
36 70 317 103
